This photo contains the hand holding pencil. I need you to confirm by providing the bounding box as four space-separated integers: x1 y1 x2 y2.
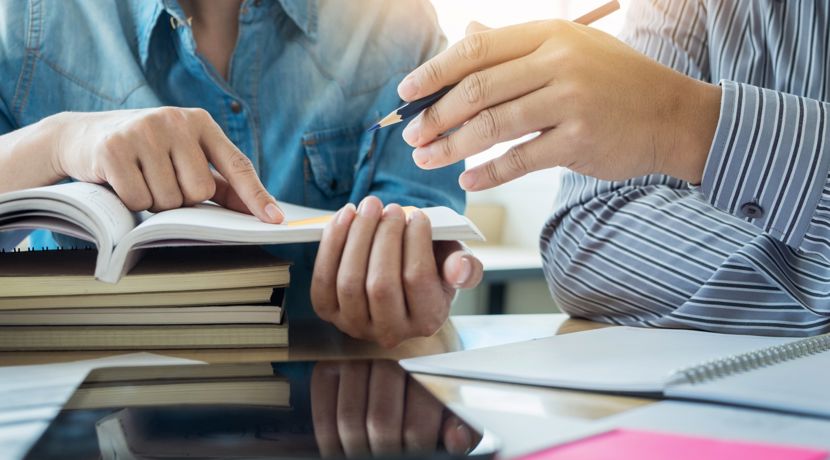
390 0 723 189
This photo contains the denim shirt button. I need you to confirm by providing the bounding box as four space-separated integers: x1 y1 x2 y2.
230 100 242 114
740 202 764 219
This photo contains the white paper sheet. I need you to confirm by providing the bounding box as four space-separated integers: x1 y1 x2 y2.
401 327 793 393
0 353 202 460
599 401 830 450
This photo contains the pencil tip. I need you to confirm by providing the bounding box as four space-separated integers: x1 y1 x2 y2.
367 123 380 132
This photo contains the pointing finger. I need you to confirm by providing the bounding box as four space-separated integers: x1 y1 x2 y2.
195 110 283 223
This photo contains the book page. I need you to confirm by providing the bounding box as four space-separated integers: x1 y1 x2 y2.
124 202 480 247
0 216 95 243
0 183 138 248
96 202 482 283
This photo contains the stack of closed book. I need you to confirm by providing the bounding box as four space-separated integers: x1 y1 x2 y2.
0 246 289 350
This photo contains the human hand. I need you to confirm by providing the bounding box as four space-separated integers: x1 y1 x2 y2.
310 360 477 457
50 108 283 222
398 20 721 188
310 196 483 348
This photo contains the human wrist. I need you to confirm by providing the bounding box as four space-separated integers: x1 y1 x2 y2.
662 79 721 184
38 112 72 181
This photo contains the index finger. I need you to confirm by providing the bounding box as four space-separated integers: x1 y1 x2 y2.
397 21 552 101
196 111 283 223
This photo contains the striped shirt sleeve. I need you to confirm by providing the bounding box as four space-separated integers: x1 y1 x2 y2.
540 0 830 336
702 80 830 256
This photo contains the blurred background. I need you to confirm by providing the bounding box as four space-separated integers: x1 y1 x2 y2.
429 0 629 315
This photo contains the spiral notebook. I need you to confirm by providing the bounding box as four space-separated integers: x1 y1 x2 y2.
400 327 830 419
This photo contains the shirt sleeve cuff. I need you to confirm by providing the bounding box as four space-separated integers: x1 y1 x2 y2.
700 79 830 247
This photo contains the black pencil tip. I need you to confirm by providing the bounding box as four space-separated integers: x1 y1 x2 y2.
367 123 380 132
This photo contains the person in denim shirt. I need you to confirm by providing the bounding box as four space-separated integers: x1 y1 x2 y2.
0 0 484 347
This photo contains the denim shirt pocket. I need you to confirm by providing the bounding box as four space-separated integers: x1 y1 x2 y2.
302 124 376 208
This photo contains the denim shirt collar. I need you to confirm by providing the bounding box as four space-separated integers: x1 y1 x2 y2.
131 0 318 69
279 0 318 39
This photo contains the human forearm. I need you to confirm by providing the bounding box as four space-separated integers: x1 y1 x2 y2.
0 109 282 222
544 172 830 335
0 114 65 194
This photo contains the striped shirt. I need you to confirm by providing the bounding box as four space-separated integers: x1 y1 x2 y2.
541 0 830 336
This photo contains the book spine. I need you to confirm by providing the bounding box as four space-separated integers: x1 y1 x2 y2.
667 333 830 386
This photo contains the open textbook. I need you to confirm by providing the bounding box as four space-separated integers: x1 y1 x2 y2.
0 182 483 283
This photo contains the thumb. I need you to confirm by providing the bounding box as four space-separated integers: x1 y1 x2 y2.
465 21 492 36
211 170 284 222
437 242 483 289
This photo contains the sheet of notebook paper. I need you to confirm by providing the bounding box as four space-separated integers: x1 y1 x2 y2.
0 353 202 460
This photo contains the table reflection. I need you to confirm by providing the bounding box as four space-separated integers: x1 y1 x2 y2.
311 360 479 457
25 359 488 459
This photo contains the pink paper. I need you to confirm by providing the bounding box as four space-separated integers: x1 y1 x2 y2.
517 429 828 460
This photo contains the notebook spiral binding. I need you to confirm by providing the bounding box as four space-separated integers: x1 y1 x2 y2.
669 334 830 386
0 246 95 253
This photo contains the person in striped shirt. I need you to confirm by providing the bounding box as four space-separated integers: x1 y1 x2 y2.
396 1 830 336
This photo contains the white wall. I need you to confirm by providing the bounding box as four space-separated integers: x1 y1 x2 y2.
430 0 628 248
429 0 629 313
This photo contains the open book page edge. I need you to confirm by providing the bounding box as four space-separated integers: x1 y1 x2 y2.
100 203 481 283
0 182 482 284
0 197 117 281
0 182 138 243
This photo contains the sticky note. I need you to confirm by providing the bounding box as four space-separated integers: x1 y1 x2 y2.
517 429 828 460
286 206 418 226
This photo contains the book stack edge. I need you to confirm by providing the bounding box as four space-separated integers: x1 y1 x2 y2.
0 246 289 350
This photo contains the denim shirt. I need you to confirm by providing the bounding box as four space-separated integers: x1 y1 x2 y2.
0 0 464 314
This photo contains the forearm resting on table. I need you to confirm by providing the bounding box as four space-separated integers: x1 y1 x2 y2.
0 114 65 193
544 173 830 335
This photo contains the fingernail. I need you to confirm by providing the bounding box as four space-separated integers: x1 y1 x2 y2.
408 208 426 223
412 148 431 167
402 117 421 146
398 74 419 100
358 196 381 217
383 203 405 219
265 202 283 222
337 203 356 225
455 256 473 288
459 171 478 190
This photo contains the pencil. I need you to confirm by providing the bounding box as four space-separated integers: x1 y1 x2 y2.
369 0 621 132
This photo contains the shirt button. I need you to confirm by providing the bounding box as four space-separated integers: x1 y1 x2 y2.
230 100 243 114
740 202 764 219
